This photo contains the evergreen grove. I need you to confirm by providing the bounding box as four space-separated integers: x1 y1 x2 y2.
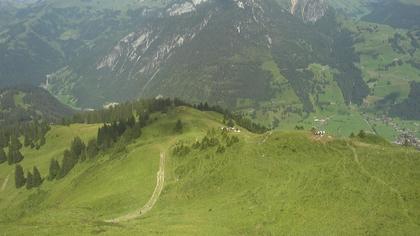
7 97 267 189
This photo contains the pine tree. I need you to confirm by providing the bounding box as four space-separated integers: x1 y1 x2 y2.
40 135 46 146
127 116 136 128
80 149 87 162
0 148 6 164
58 150 77 179
7 147 13 165
26 171 33 190
32 166 42 187
48 159 60 180
23 133 31 147
70 137 85 158
227 119 235 128
174 120 183 133
9 134 22 150
86 139 99 159
15 164 26 188
7 148 24 165
138 111 150 127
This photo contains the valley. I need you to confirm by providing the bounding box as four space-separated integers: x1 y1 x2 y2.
0 1 419 142
0 1 420 234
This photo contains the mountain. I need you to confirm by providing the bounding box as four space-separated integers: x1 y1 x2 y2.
41 0 368 111
0 106 419 235
0 0 419 141
0 0 366 108
0 85 75 124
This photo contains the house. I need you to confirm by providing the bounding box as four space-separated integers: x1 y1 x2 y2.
314 130 326 137
221 127 241 133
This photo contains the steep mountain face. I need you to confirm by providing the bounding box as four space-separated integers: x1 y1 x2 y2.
32 0 367 113
290 0 328 23
0 0 377 120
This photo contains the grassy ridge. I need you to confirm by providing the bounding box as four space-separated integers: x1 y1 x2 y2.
0 107 419 235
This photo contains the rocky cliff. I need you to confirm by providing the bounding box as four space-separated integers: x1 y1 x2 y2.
290 0 328 22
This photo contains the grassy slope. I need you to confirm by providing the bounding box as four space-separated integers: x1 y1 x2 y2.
0 107 419 235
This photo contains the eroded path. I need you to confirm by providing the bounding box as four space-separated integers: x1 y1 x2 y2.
1 174 10 192
348 143 415 225
105 152 166 223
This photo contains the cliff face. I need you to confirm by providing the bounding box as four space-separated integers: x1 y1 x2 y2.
290 0 328 23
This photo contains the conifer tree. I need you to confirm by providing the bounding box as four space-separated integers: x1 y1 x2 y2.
48 159 60 180
23 133 31 147
70 137 85 158
40 135 46 146
227 119 235 128
174 120 183 133
9 134 22 150
58 150 77 179
15 164 26 188
80 149 87 162
0 148 6 164
86 139 99 159
26 171 33 190
138 111 150 127
32 166 42 187
7 148 24 165
7 148 13 165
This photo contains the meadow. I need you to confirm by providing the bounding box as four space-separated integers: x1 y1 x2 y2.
1 107 419 235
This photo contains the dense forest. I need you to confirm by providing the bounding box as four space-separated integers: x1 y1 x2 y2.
0 85 74 125
390 82 420 120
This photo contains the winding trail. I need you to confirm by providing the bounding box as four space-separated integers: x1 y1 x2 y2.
348 143 414 225
259 131 273 145
105 152 166 223
1 174 10 192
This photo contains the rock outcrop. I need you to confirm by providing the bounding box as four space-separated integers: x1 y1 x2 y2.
290 0 328 23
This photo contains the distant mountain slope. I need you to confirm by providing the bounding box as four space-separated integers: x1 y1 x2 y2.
362 1 420 29
0 85 75 124
39 0 368 112
0 0 368 109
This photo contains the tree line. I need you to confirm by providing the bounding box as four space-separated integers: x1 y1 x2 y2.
14 164 43 190
65 98 268 134
0 119 50 166
10 97 267 189
173 128 240 157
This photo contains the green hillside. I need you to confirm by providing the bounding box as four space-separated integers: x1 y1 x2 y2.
0 85 75 125
1 106 419 235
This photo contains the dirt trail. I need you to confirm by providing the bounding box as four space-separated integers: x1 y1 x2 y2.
348 144 415 225
105 152 166 223
1 174 10 192
259 131 273 144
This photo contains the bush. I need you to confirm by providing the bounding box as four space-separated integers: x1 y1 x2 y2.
216 145 226 154
173 143 191 156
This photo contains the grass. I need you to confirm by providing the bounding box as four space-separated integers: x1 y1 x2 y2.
0 107 419 235
343 19 420 103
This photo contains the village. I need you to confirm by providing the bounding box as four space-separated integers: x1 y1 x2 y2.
363 113 420 150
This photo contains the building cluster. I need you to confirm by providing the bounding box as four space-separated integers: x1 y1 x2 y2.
395 133 420 150
221 127 241 133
